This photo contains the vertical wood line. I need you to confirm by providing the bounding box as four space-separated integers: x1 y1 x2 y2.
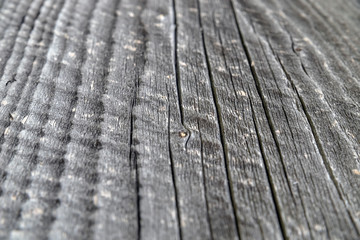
228 0 289 239
196 0 241 239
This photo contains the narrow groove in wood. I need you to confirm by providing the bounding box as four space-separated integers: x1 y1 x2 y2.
228 1 290 239
277 58 360 234
129 53 141 240
0 0 358 238
247 94 288 240
196 1 241 238
197 121 214 240
167 98 183 240
171 0 192 148
171 0 183 124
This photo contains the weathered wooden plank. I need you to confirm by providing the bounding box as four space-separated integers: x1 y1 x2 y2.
132 0 181 239
269 0 360 229
0 0 358 239
195 0 285 239
171 0 239 239
231 0 360 238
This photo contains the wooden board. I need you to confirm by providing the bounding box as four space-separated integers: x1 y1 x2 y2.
0 0 359 239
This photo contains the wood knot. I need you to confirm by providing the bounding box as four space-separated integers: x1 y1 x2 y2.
179 131 187 138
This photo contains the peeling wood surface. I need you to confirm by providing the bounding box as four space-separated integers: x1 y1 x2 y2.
0 0 359 239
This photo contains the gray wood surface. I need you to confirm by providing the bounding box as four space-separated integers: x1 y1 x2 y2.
0 0 359 239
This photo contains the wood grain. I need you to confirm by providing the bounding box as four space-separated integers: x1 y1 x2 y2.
0 0 358 239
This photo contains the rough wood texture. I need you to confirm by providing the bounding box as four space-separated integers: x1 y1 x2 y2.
0 0 359 239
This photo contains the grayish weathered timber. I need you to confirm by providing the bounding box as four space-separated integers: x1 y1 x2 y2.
0 0 359 239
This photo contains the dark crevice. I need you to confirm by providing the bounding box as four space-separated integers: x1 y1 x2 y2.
259 40 307 180
171 0 182 123
129 41 141 240
229 1 291 239
197 120 214 240
284 27 297 56
134 2 148 239
171 0 191 150
129 76 140 239
193 67 213 239
196 1 241 239
283 26 311 79
300 61 309 77
247 93 288 240
277 58 360 234
167 91 183 240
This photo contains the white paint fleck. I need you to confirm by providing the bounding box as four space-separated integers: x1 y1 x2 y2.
314 88 324 100
314 224 324 231
323 62 329 69
189 8 197 13
68 52 76 58
32 208 44 216
217 66 226 72
124 45 137 51
101 190 112 199
4 127 10 135
49 120 56 127
21 115 28 124
62 60 69 65
303 37 312 44
156 14 165 20
179 61 187 67
214 42 221 47
133 39 143 44
239 90 247 96
95 41 104 46
93 194 98 205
